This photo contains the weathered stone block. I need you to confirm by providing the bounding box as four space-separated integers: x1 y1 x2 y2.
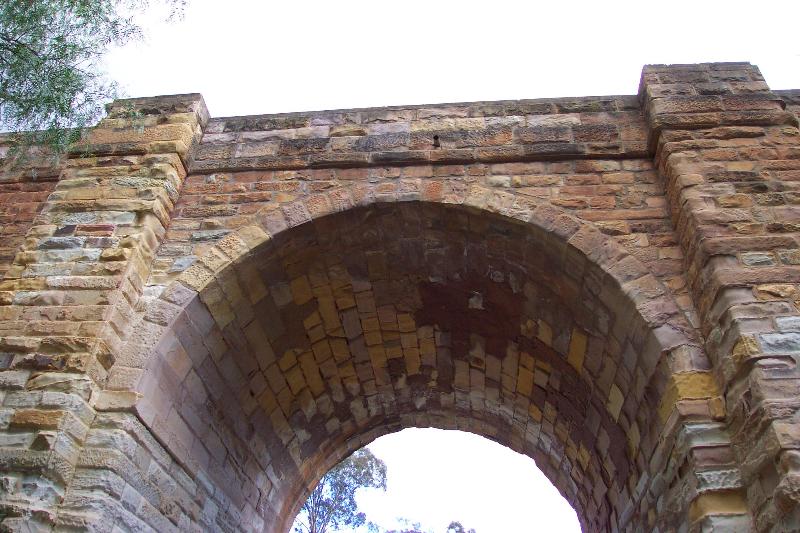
760 332 800 354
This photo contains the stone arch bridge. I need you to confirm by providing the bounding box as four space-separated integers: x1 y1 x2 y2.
1 62 800 532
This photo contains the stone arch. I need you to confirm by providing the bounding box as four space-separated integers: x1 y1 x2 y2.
115 183 717 532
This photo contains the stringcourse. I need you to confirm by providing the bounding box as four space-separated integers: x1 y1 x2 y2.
2 63 800 532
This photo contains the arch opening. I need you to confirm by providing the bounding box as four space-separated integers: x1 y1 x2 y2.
292 427 582 532
136 201 692 532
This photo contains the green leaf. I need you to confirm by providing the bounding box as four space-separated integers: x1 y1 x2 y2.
0 0 185 161
292 448 388 533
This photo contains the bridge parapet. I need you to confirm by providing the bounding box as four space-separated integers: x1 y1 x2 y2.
193 95 648 173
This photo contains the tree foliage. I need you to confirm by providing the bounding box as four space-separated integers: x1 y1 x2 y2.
384 519 477 533
446 521 476 533
292 447 479 533
293 448 388 533
0 0 183 155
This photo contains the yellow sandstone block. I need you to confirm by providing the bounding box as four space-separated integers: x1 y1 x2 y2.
674 372 718 398
214 233 249 261
454 360 469 390
317 297 341 332
400 333 418 349
200 283 234 328
100 248 128 261
709 396 726 419
364 330 383 346
607 384 624 421
330 339 350 362
386 345 403 359
397 313 416 333
404 347 421 375
731 335 759 367
0 279 46 291
311 340 332 363
420 337 436 357
521 318 536 338
258 388 278 413
361 316 380 332
87 123 196 150
755 283 796 300
335 295 356 310
689 490 748 522
303 311 322 330
369 346 387 368
533 367 549 388
578 444 591 470
543 402 557 423
10 409 66 429
556 422 570 445
627 422 641 458
198 248 229 274
657 371 720 423
290 276 313 305
278 350 298 372
298 351 324 396
567 328 587 372
285 366 306 395
517 367 534 397
537 320 553 346
306 324 325 343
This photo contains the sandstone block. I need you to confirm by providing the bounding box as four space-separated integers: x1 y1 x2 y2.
10 409 66 430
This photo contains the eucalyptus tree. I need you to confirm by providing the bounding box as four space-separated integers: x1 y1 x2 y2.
293 448 388 533
0 0 183 157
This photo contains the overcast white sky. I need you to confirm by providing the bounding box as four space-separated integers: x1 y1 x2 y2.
106 0 800 118
362 429 580 532
103 2 799 531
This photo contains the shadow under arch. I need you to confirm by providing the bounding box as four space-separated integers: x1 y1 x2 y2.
128 186 716 532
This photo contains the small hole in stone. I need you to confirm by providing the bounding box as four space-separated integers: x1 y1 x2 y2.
433 135 440 148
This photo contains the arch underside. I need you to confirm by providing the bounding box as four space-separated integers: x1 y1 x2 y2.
137 201 689 532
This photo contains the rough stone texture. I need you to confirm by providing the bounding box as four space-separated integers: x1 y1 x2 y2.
0 138 62 280
641 63 800 532
0 64 797 532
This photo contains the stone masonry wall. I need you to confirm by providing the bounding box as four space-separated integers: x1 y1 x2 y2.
641 64 800 531
0 63 798 532
0 139 62 280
